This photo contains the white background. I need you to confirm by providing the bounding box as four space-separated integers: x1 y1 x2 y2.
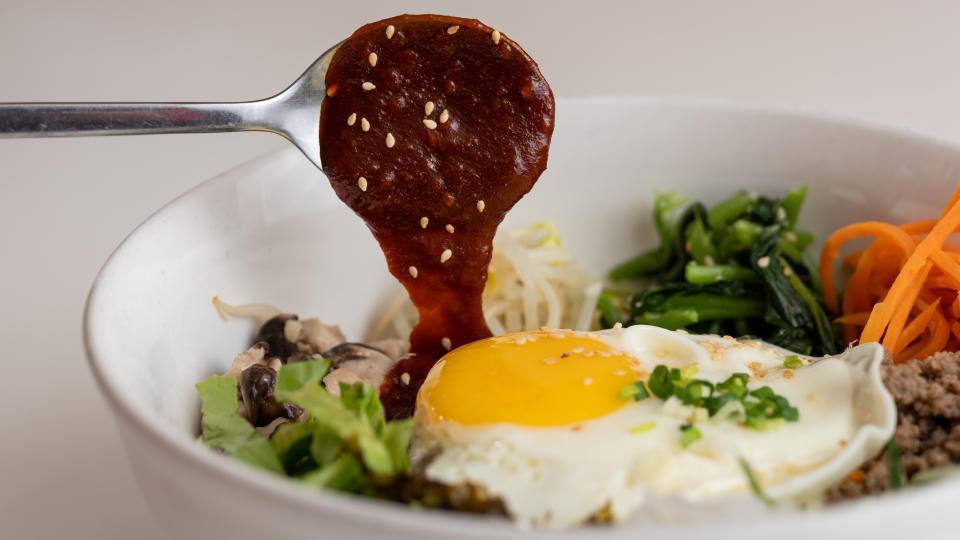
3 1 960 537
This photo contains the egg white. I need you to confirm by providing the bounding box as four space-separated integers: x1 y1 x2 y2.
410 325 895 529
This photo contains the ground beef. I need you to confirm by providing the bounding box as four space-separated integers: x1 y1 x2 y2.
828 351 960 500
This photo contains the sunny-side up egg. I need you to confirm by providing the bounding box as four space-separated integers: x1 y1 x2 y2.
410 325 896 529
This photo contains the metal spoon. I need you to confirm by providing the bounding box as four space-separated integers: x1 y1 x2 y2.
0 42 341 170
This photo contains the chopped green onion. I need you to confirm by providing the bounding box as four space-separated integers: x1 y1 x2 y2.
750 386 775 400
716 373 748 399
680 364 699 379
888 440 904 490
692 407 710 422
783 355 803 369
648 365 674 399
738 457 775 507
617 381 650 401
629 422 657 434
744 417 786 431
679 424 702 448
910 465 960 485
679 380 714 405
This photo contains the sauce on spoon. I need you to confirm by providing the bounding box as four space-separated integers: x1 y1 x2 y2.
320 14 555 417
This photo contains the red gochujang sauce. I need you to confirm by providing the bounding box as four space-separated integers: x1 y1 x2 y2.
319 14 555 418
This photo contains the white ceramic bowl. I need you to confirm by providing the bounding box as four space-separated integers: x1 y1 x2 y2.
84 97 959 540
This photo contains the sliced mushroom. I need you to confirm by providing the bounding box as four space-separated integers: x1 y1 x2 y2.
369 338 410 361
322 342 397 396
298 318 346 354
256 313 300 361
240 364 302 427
224 341 269 378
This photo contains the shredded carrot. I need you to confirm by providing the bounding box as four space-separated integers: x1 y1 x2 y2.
820 187 960 362
882 262 932 353
820 222 916 313
835 312 871 325
847 469 865 484
894 299 939 358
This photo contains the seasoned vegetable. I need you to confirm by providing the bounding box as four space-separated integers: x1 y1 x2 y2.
819 184 960 362
604 188 840 355
197 359 414 494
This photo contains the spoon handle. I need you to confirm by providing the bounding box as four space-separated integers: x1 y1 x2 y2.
0 102 267 137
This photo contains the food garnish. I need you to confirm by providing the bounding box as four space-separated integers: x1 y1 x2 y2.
618 364 800 436
197 358 414 492
820 184 960 362
604 188 839 355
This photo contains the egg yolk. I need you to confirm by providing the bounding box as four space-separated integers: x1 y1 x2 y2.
417 331 636 426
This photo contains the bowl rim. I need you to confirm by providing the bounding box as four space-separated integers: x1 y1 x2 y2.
82 95 960 537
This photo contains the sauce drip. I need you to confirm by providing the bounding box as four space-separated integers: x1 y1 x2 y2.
319 14 555 417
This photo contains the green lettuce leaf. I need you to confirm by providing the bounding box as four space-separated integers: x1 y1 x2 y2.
277 383 395 477
196 374 283 473
339 381 386 436
381 418 415 474
270 421 316 475
299 453 368 492
276 358 331 393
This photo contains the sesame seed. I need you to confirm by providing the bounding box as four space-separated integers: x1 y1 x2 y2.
783 267 794 277
583 350 595 357
440 249 452 263
613 370 626 376
368 52 378 67
408 266 418 278
360 118 370 131
425 101 435 115
785 231 798 243
420 216 429 228
447 25 459 35
385 25 395 39
357 177 367 191
704 255 715 266
423 118 438 129
757 256 771 269
598 351 612 358
362 81 376 91
347 112 357 126
583 377 593 386
442 337 452 350
385 133 395 148
439 109 449 123
400 372 411 385
572 347 585 353
543 357 557 365
492 30 501 44
477 200 485 213
445 224 455 233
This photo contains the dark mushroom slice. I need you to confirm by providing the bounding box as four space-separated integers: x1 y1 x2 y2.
256 313 300 362
240 364 302 427
324 342 393 368
322 342 397 395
